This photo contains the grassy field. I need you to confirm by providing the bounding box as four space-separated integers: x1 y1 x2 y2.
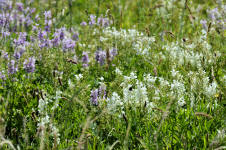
0 0 225 149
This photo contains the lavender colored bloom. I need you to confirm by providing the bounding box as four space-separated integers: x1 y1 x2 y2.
13 51 21 59
95 50 106 66
89 14 96 26
59 27 66 40
39 39 51 49
8 60 18 75
110 48 117 60
23 57 36 73
98 84 106 99
80 21 87 26
30 8 36 14
1 51 8 59
2 31 10 38
82 63 89 68
44 11 51 19
25 16 33 27
38 30 47 41
90 89 98 105
97 16 110 27
30 35 35 42
35 14 40 22
14 32 27 46
208 8 219 21
200 20 208 31
0 0 7 9
0 71 6 80
19 46 26 56
32 25 38 32
82 51 89 64
45 19 52 32
62 38 76 51
51 37 60 47
16 2 24 12
72 32 79 41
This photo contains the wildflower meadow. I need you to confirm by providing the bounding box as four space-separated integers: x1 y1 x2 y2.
0 0 225 149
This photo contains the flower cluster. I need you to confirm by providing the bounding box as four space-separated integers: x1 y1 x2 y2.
90 83 106 105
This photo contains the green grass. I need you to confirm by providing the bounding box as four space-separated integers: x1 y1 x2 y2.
0 0 225 149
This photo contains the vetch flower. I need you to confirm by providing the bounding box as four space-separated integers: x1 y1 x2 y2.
95 49 106 66
110 47 117 60
8 60 18 75
72 32 79 41
90 89 98 105
23 57 36 73
62 38 76 51
82 51 89 66
89 14 96 26
16 2 24 12
98 83 106 99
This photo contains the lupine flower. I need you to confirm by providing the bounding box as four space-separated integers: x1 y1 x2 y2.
90 89 98 105
23 57 36 73
8 60 18 75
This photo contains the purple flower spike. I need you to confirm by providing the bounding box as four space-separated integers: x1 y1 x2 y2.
19 46 26 56
110 48 117 60
82 51 89 64
62 38 76 51
16 2 24 12
72 32 79 41
0 71 6 80
89 15 96 26
13 51 21 60
95 49 106 66
98 84 106 99
97 16 110 27
44 11 52 19
23 57 36 73
90 89 98 105
2 51 8 59
8 60 18 75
